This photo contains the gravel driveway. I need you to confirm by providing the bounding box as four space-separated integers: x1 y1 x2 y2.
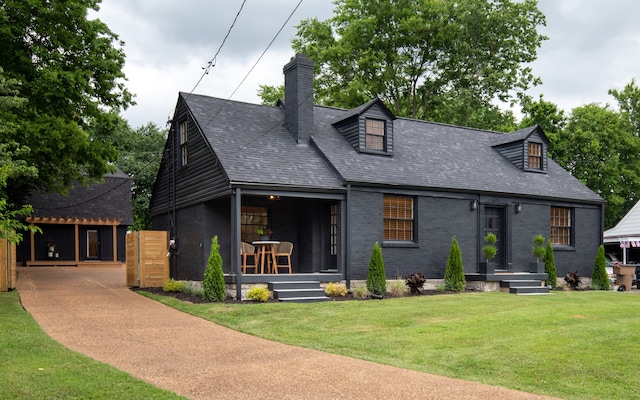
17 266 559 399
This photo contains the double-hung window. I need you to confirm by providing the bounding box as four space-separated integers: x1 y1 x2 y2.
528 142 542 170
550 207 572 246
365 119 385 151
384 195 414 241
241 206 268 242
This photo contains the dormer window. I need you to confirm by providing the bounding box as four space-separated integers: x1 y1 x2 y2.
365 118 385 151
528 142 542 170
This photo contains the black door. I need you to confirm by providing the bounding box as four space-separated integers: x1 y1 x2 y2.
484 206 506 270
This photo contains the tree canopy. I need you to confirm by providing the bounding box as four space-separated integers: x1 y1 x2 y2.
0 0 133 208
285 0 545 129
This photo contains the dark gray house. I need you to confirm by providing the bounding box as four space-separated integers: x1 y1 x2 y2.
17 171 133 267
150 54 604 291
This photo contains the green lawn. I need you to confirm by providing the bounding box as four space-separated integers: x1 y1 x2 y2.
0 290 185 400
140 290 640 400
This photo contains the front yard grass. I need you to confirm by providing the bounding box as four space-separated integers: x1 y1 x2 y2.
0 290 184 400
141 290 640 400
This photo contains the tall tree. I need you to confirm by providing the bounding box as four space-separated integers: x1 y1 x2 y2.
290 0 546 129
110 120 167 230
609 78 640 136
0 68 40 242
552 103 640 228
0 0 133 208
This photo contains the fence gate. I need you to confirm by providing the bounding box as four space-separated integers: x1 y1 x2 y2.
0 238 16 292
126 231 169 288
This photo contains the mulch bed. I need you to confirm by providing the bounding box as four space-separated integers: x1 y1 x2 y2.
134 286 468 304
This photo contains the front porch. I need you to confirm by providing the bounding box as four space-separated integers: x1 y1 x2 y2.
224 271 342 284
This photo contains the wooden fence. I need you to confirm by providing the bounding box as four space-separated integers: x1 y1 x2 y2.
0 238 17 292
126 231 169 288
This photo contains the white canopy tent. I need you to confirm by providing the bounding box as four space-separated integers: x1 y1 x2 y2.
603 200 640 263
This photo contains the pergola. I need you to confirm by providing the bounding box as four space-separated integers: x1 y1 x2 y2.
25 216 123 267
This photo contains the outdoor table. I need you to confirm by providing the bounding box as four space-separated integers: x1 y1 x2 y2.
252 241 280 274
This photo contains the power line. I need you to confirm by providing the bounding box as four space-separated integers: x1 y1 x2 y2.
198 0 305 133
189 0 248 95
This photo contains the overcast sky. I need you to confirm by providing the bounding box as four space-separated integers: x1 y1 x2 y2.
92 0 640 129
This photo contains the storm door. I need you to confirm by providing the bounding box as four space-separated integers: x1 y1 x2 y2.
484 206 506 270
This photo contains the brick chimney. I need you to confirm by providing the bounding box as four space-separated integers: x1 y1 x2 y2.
283 54 314 144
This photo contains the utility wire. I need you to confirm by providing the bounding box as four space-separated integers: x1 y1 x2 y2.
198 0 304 133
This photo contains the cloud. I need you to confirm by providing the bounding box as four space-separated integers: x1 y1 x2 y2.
94 0 640 128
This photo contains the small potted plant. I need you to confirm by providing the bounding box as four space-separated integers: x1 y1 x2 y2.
480 232 497 274
256 226 272 241
530 234 546 273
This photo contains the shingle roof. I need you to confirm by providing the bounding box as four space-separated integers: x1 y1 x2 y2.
183 93 344 191
185 93 603 204
28 171 134 223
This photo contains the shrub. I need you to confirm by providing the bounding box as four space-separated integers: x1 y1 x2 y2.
366 242 387 296
405 272 426 294
564 271 581 290
481 232 497 261
532 234 546 261
163 278 187 293
203 236 225 302
543 240 557 289
592 245 610 290
246 285 271 302
388 278 409 297
325 282 347 297
351 284 369 300
444 236 466 291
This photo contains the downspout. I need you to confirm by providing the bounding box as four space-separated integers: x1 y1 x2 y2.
233 188 242 301
345 184 351 289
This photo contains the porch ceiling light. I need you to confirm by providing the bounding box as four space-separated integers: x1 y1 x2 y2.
268 195 281 201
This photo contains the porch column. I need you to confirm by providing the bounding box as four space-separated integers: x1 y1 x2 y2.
232 188 242 301
29 223 35 263
74 223 80 262
112 225 117 262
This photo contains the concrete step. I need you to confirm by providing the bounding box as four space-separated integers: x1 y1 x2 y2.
500 280 542 288
278 296 331 303
268 281 330 302
273 288 327 299
509 286 550 295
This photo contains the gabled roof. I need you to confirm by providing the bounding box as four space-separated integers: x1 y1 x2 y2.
604 200 640 241
182 93 343 191
27 171 134 224
183 92 603 204
332 98 396 125
491 125 548 146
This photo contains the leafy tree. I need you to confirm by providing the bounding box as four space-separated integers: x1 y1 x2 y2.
203 236 225 302
609 78 640 136
0 68 40 243
518 95 566 146
444 236 465 291
258 84 284 106
551 103 640 228
366 242 386 296
111 120 167 230
290 0 546 129
592 245 609 291
0 0 133 207
543 240 557 289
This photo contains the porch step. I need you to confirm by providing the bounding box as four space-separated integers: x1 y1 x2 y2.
501 280 550 295
268 281 330 302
